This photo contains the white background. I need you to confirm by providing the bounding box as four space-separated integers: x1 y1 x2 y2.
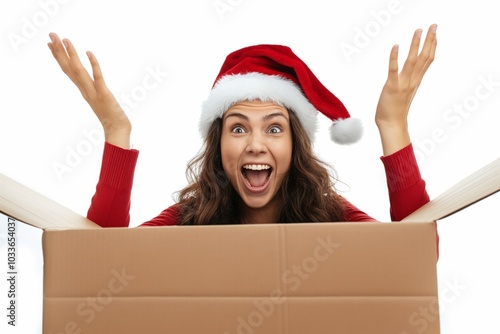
1 0 499 333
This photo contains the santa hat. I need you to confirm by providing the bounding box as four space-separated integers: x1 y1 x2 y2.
200 44 362 144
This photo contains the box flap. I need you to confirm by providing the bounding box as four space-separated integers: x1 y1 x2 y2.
0 173 99 229
402 157 500 222
42 222 439 333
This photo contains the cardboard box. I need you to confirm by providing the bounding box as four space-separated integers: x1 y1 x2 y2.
1 157 498 333
41 222 438 334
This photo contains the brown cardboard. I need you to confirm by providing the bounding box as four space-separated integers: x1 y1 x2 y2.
40 222 439 334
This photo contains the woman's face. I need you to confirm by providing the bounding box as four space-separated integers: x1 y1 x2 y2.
220 100 293 217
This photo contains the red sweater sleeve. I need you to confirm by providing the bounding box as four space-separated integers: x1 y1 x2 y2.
380 143 430 221
87 143 139 228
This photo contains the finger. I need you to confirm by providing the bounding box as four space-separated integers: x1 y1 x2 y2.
414 24 438 77
48 33 85 91
387 44 399 83
48 34 80 81
420 24 438 59
400 28 423 80
48 33 71 73
47 41 56 59
62 38 96 96
405 24 438 90
86 51 107 90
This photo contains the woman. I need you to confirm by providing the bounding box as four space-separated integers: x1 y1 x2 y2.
47 24 437 227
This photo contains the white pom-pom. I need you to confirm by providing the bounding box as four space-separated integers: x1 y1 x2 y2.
329 118 363 145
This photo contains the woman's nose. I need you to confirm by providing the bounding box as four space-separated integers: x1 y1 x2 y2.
245 133 267 155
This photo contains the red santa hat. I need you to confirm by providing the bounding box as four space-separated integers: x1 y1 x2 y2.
200 44 362 144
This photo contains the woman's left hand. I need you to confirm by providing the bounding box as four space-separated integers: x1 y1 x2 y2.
376 24 438 156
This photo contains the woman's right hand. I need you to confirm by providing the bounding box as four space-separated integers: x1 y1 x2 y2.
48 33 131 149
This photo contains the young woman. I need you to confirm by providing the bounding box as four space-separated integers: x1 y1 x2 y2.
47 24 437 227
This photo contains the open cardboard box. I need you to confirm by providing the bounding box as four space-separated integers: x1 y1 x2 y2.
1 157 499 334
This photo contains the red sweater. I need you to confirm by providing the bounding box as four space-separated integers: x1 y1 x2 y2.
87 143 430 228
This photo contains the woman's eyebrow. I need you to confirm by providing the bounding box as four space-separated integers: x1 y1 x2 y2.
224 112 248 121
262 112 288 121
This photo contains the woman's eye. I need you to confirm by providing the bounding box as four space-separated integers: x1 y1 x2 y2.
268 126 282 134
231 126 245 133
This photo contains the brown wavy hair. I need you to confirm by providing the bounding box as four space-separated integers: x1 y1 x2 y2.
175 109 346 225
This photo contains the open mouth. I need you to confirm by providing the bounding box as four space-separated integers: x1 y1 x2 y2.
241 164 272 188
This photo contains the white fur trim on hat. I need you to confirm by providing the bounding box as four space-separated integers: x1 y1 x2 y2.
200 72 318 140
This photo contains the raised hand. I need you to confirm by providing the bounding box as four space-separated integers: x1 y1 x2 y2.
47 33 131 149
375 24 438 156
